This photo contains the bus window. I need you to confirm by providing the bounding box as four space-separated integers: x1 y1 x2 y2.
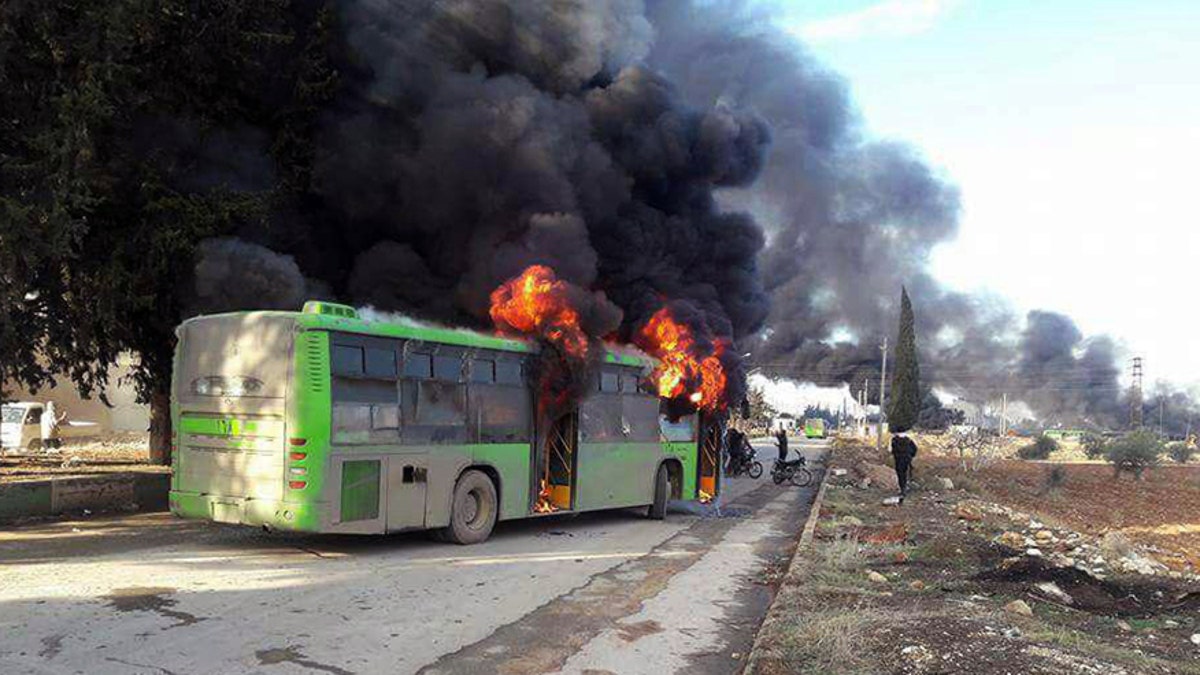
469 359 495 383
581 394 623 441
623 395 659 442
619 373 640 394
600 372 619 393
332 345 364 376
659 414 696 442
468 384 530 443
403 353 432 379
433 355 462 381
496 361 522 386
332 379 399 443
365 347 397 378
401 380 467 444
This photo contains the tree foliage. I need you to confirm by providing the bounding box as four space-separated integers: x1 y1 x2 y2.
887 286 920 432
1017 435 1058 460
1167 441 1194 464
1081 433 1107 460
0 1 339 459
1106 430 1163 479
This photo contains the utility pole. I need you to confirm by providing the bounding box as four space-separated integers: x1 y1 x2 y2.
1158 398 1165 437
1001 393 1008 436
876 337 888 453
1130 357 1144 429
861 379 868 437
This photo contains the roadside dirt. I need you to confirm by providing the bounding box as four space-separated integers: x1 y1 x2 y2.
1 433 159 483
748 442 1200 675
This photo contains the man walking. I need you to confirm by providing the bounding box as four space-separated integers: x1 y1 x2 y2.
891 432 918 500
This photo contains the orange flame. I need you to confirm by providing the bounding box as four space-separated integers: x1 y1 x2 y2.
490 265 589 358
637 307 729 412
534 479 558 513
698 490 713 504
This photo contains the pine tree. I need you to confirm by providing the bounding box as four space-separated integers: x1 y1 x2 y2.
888 287 920 432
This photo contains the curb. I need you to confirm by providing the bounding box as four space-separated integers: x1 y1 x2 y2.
743 451 832 675
0 472 170 522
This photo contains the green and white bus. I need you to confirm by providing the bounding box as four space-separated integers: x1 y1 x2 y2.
169 302 720 543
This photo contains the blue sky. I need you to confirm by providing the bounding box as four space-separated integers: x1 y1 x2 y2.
770 0 1200 389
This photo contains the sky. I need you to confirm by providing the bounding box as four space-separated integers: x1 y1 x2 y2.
768 0 1200 391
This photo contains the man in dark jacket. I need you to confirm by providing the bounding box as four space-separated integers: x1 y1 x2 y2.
775 428 789 463
891 433 918 499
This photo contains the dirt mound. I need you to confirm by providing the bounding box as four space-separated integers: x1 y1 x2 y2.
977 556 1200 618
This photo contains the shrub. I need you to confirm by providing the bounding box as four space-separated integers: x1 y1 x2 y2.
1043 465 1067 493
1105 430 1163 479
1018 435 1058 460
1167 442 1195 464
1082 434 1107 460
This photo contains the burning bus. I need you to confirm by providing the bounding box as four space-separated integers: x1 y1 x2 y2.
168 300 722 543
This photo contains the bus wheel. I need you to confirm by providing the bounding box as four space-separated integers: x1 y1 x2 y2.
647 464 669 520
444 470 498 545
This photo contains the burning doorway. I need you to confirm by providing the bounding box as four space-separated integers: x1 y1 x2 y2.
697 416 722 503
535 411 578 512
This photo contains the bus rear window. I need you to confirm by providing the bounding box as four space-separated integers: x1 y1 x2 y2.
176 314 294 400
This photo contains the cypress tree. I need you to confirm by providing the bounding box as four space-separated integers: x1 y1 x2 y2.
888 287 920 432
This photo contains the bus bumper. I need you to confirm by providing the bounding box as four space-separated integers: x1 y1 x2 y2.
169 491 326 532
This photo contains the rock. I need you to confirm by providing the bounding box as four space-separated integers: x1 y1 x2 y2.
1003 627 1022 639
858 478 873 490
831 468 848 477
996 531 1026 549
1003 599 1033 617
1164 620 1180 629
841 516 865 527
954 503 984 522
1034 529 1055 543
938 477 955 490
882 496 902 506
867 570 888 583
1025 548 1044 558
1117 620 1133 632
909 580 926 590
892 551 911 564
1033 582 1074 605
857 462 900 490
901 645 932 663
1191 633 1200 646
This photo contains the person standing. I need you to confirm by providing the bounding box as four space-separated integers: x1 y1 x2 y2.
775 427 789 463
891 433 918 499
40 401 60 448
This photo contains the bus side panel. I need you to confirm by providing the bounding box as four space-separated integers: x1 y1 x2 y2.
470 443 532 521
288 330 333 532
575 441 658 511
664 441 698 498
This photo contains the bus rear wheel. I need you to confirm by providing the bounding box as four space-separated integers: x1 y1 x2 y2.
647 464 669 520
443 470 498 545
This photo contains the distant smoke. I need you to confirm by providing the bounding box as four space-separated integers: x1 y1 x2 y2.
190 238 309 316
641 1 1154 426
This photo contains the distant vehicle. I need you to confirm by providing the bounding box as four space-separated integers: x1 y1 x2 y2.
1 402 100 450
168 301 721 542
1043 429 1086 442
804 418 826 439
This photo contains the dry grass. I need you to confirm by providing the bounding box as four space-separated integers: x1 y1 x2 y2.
769 606 895 675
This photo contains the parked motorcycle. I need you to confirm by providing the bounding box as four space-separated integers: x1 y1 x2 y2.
727 452 763 479
770 456 812 487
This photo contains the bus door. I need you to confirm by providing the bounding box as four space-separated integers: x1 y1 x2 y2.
697 415 722 502
534 410 578 512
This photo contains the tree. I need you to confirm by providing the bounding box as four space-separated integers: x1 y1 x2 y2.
1017 435 1058 460
0 1 338 462
740 385 775 430
1166 441 1194 464
1106 430 1163 479
1082 433 1107 460
888 287 920 432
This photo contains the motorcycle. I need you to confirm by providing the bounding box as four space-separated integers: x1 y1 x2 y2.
727 452 763 479
771 456 812 487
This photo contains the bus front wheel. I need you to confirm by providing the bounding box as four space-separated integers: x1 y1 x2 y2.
647 464 669 520
443 470 498 545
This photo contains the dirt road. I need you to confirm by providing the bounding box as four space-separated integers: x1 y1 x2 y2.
0 441 824 675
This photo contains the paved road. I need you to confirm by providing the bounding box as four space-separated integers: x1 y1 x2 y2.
0 440 825 675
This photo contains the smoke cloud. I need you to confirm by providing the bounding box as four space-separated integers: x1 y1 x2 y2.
184 0 1182 427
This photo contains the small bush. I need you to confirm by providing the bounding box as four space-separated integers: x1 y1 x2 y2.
1167 442 1195 464
1018 435 1058 460
1106 430 1163 479
1043 465 1067 492
1082 434 1107 460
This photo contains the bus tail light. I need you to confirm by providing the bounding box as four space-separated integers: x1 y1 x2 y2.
288 480 307 490
289 451 307 461
289 438 308 447
289 467 307 476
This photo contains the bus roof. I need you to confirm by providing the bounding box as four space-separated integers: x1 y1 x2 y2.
181 303 653 369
